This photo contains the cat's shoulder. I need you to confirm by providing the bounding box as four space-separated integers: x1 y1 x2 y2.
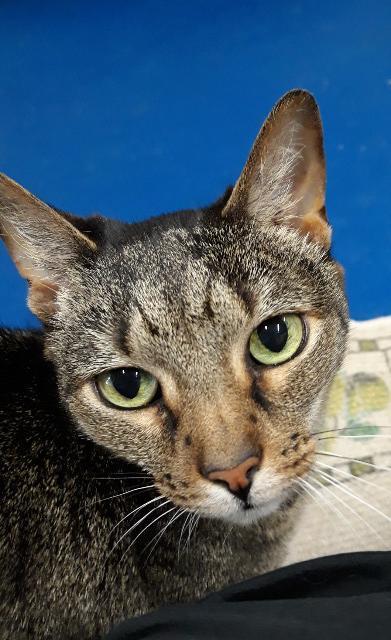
0 327 45 369
0 328 79 462
0 328 55 410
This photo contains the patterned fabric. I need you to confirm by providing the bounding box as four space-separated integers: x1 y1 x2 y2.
285 316 391 564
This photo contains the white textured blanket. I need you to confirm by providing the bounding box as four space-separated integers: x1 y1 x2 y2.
285 316 391 564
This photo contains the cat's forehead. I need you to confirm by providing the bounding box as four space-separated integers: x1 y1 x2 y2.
90 219 334 339
106 225 251 342
56 217 342 384
102 218 326 288
86 221 334 383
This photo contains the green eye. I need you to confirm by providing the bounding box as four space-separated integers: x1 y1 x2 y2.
249 314 304 366
96 367 159 409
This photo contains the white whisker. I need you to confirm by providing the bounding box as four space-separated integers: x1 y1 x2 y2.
143 508 187 562
177 511 192 559
294 477 328 515
186 512 199 552
109 495 165 536
95 484 155 504
191 514 201 547
299 476 350 527
92 475 151 481
313 426 391 436
316 450 391 473
119 505 177 563
314 466 391 526
318 435 391 441
111 499 172 554
309 470 384 545
222 524 234 548
315 460 391 498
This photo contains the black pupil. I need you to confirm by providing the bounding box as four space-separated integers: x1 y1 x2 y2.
257 316 288 352
111 368 141 399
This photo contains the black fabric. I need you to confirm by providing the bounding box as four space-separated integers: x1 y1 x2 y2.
105 552 391 639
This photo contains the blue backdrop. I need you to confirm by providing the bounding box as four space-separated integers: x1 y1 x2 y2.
0 0 390 325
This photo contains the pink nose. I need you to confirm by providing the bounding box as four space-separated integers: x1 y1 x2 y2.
206 456 260 494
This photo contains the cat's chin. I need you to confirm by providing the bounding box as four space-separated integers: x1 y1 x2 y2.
198 483 295 527
220 494 287 526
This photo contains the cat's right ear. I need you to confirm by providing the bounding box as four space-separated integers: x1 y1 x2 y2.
222 90 331 249
0 173 96 322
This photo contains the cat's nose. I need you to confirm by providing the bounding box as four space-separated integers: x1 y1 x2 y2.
204 455 260 502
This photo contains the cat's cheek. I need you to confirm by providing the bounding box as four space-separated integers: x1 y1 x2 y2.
307 386 330 432
66 386 167 466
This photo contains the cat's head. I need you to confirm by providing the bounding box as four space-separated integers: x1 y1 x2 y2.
0 90 348 526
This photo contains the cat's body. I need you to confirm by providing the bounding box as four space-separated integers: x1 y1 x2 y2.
0 91 348 638
0 329 294 638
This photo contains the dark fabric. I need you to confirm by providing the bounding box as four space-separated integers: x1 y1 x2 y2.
106 552 391 639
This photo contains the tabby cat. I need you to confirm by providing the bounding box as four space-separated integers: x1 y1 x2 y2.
0 90 348 639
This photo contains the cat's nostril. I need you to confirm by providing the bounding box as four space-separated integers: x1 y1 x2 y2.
205 455 260 502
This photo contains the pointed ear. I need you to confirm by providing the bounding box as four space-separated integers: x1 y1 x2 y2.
0 173 96 322
222 89 331 248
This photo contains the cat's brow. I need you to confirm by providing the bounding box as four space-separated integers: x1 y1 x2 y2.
134 300 160 337
202 277 215 321
114 316 130 355
202 276 255 319
231 281 256 315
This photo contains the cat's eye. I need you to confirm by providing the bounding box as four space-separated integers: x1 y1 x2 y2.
96 367 159 409
249 314 305 366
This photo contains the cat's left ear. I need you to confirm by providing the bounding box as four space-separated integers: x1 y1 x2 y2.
222 89 330 248
0 173 97 322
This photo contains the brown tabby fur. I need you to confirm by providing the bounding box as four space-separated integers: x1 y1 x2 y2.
0 90 348 638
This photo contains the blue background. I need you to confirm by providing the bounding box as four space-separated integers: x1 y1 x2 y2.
0 0 390 326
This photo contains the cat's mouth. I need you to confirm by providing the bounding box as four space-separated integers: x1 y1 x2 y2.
220 492 291 526
156 453 313 526
242 502 254 511
197 468 297 526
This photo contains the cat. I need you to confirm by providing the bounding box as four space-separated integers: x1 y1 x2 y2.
0 90 348 639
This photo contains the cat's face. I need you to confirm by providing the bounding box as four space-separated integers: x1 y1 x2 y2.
0 90 348 526
50 219 347 526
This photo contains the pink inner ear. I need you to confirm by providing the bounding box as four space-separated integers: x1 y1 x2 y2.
28 280 59 322
284 152 331 249
222 90 331 249
292 212 332 248
0 171 98 323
